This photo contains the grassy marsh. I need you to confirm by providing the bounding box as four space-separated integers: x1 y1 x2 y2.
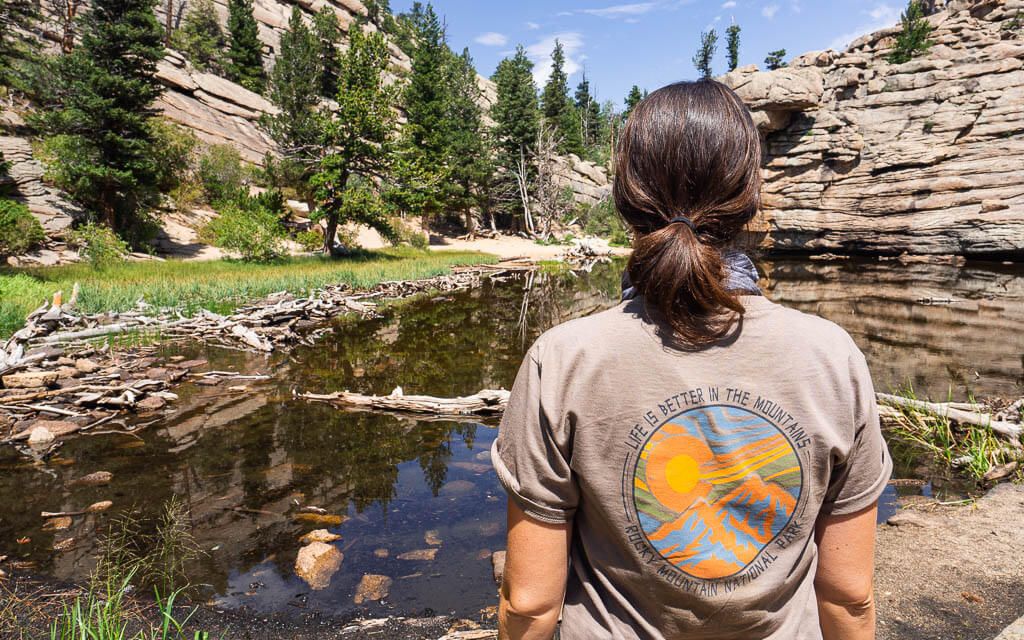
0 248 496 339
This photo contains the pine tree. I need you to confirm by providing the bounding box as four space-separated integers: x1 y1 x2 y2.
540 40 582 156
575 73 601 148
403 2 448 163
726 23 741 72
312 7 341 98
311 27 401 254
442 48 491 229
887 0 934 64
490 45 539 169
764 49 787 70
261 4 321 194
623 85 644 120
34 0 165 236
172 0 225 72
693 29 718 79
0 0 39 90
224 0 265 94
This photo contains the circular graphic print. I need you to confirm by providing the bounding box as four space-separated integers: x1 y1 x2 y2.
632 405 803 580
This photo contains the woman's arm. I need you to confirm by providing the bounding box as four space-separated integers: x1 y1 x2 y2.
498 501 572 640
814 504 878 640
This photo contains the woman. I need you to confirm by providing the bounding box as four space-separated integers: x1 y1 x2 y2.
491 80 891 640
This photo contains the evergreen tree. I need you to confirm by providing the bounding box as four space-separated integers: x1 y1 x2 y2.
726 23 741 72
490 45 539 168
693 29 718 79
172 0 225 72
540 40 582 156
262 5 321 190
442 48 491 228
33 0 165 236
225 0 265 93
764 49 787 70
623 85 644 120
403 3 448 163
312 7 341 98
887 0 934 64
0 0 39 90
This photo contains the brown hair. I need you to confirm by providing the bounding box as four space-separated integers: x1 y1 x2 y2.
613 79 762 346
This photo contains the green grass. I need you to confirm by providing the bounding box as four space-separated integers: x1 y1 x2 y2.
0 248 497 339
882 385 1021 481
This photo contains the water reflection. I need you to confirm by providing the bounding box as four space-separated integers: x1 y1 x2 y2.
0 257 1021 618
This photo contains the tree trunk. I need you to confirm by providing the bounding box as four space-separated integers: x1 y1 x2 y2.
324 211 339 255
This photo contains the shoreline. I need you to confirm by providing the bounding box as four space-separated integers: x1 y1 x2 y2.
4 484 1022 639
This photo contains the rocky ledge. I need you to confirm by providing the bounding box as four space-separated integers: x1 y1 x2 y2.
722 0 1024 257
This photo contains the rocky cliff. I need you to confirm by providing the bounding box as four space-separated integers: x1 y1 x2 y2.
723 0 1024 258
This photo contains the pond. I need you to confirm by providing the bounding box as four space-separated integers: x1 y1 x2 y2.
1 256 1022 620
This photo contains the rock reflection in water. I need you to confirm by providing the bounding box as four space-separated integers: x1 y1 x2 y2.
761 258 1024 400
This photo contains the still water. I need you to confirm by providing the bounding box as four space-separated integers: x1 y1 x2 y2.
0 257 1021 619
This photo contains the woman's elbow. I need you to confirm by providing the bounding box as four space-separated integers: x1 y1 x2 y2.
502 582 562 620
815 581 875 617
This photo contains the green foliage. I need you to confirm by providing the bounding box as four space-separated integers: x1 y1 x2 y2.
311 27 401 252
439 48 493 224
491 45 540 167
0 0 39 91
312 7 342 98
575 73 603 149
403 3 448 163
887 1 934 64
693 29 718 79
31 0 165 239
541 40 583 156
201 191 288 262
198 144 248 204
67 223 131 267
623 85 644 120
764 48 787 70
147 119 199 199
726 24 741 72
0 198 45 257
1002 11 1023 35
171 0 226 72
224 0 265 93
582 198 629 246
295 229 324 251
923 120 937 132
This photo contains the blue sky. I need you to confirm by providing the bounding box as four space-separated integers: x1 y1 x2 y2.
390 1 907 109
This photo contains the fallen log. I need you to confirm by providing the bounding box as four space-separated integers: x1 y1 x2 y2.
877 392 1023 441
296 387 510 418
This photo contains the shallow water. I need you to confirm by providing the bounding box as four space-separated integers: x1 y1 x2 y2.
0 257 1021 619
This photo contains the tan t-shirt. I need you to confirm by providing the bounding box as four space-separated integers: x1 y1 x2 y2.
492 295 892 640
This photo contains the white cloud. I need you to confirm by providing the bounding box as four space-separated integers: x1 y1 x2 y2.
582 2 657 17
526 21 540 30
762 4 779 18
525 32 585 84
557 10 573 16
474 32 509 47
721 0 736 7
828 4 899 51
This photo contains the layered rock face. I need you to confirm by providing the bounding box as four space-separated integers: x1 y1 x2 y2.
722 0 1024 257
0 132 84 234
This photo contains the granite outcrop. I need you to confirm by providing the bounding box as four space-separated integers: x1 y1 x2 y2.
722 0 1024 257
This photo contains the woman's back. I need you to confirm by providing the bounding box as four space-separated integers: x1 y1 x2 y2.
493 294 890 639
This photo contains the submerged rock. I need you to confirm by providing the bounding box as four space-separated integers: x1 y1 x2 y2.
397 548 438 561
425 529 442 546
292 513 346 526
299 529 341 544
87 501 113 513
295 541 343 590
42 516 72 530
70 471 113 487
440 480 475 495
353 574 393 604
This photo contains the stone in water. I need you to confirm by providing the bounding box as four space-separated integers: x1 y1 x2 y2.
295 541 343 590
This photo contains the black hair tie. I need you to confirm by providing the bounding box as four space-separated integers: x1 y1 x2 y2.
668 216 697 232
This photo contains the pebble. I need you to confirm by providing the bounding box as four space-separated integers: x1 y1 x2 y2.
70 471 114 486
74 359 100 374
397 548 438 561
27 426 55 444
87 500 113 513
353 574 393 604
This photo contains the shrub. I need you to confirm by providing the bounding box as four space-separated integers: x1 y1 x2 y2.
0 198 46 257
295 229 323 251
67 222 130 267
147 118 203 209
171 0 226 72
582 198 630 246
201 190 288 262
198 144 248 205
887 1 934 64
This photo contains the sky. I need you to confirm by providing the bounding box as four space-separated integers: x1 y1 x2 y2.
389 1 907 109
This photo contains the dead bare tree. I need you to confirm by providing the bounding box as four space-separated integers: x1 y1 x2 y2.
49 0 81 53
164 0 188 44
531 124 576 240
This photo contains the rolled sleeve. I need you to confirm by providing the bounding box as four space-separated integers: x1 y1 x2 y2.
492 346 578 524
